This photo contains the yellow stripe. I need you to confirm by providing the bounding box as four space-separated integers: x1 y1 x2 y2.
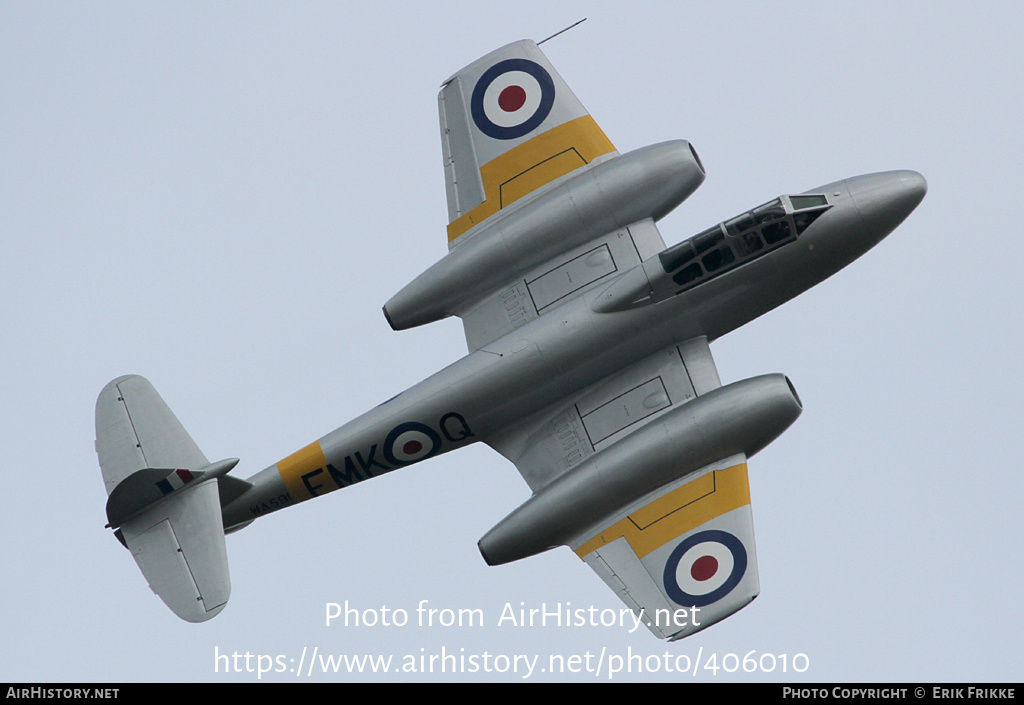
500 149 586 205
447 115 616 243
574 463 752 560
277 441 329 503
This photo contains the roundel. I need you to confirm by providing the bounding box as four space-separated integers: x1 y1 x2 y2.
383 422 442 466
470 58 556 140
663 530 748 608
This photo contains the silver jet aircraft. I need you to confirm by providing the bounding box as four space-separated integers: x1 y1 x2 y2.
96 39 925 639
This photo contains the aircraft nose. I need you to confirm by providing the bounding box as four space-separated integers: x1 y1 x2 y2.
847 170 927 238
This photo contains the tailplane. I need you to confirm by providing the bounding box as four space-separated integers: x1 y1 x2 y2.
96 375 244 622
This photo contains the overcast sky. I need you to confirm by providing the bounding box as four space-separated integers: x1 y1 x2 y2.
2 2 1021 682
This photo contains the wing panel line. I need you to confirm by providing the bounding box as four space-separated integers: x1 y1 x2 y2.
447 115 615 242
574 463 751 560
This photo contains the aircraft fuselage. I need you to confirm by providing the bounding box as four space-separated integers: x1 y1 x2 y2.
221 167 925 531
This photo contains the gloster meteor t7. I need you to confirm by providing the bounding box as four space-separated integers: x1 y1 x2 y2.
96 39 925 639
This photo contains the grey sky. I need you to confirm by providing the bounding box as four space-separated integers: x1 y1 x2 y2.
2 2 1021 682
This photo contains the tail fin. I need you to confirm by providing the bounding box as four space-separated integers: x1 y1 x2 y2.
96 375 236 622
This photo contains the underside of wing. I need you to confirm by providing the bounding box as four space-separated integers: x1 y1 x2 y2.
480 339 802 639
575 457 758 640
487 336 722 490
383 41 703 336
440 39 618 248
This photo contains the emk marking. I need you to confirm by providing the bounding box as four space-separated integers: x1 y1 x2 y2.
277 413 474 502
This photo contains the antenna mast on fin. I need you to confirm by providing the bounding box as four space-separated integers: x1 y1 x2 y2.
538 18 587 45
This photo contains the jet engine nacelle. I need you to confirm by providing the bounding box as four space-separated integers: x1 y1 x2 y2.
383 140 706 330
477 374 802 566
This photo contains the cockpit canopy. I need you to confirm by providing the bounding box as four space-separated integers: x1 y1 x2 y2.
659 195 831 293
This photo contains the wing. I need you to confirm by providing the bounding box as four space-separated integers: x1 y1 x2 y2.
441 39 645 352
484 338 768 639
574 457 759 640
439 39 618 249
383 40 703 335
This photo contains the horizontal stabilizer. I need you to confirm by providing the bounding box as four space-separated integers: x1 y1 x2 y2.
96 375 233 622
96 375 209 494
121 479 231 622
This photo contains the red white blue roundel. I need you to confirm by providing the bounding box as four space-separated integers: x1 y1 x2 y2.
471 58 555 140
663 530 748 608
383 422 442 466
